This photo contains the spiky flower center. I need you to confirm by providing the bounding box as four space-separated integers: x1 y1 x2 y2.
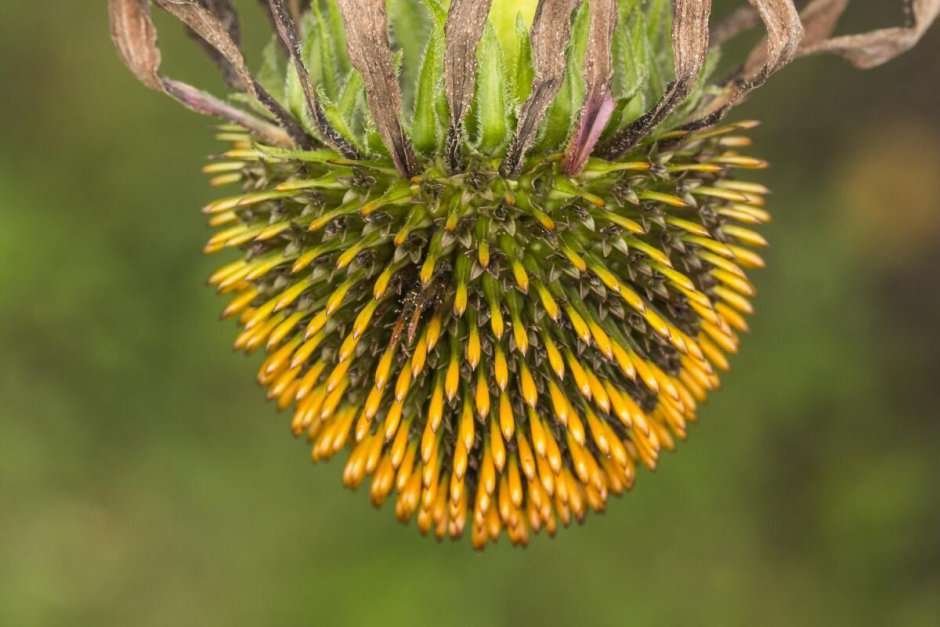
197 0 773 550
206 117 769 549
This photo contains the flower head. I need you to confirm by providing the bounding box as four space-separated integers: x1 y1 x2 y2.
110 0 938 548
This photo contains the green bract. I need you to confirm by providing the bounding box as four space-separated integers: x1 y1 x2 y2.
255 0 717 164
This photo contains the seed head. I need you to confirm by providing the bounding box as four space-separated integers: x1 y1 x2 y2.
110 0 938 548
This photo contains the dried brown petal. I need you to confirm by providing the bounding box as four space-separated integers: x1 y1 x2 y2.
581 0 618 90
710 6 760 48
710 0 848 50
694 0 802 126
443 0 493 170
267 0 358 157
741 0 805 78
155 0 255 93
159 0 313 148
799 0 940 68
561 0 619 175
337 0 417 177
796 0 849 49
501 0 582 178
206 0 239 40
182 0 242 88
108 0 291 146
109 0 162 90
600 0 712 159
161 79 289 143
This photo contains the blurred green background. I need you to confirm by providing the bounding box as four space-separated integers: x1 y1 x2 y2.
2 2 939 625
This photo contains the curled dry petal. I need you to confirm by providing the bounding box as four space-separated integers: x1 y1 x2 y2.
443 0 493 170
203 0 240 42
337 0 417 177
161 79 288 140
795 0 849 49
693 0 802 126
799 0 940 68
158 0 313 148
501 0 583 178
108 0 291 146
710 6 761 48
155 0 255 93
600 0 712 159
562 0 619 175
109 0 162 90
709 0 846 50
741 0 805 78
182 0 242 87
186 0 244 91
581 0 618 92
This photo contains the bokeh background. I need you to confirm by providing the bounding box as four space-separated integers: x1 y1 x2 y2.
2 1 939 625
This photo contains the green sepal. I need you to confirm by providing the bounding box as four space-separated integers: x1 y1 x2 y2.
389 0 432 107
319 90 365 153
284 15 318 123
337 70 365 134
309 2 337 100
323 0 351 77
257 37 286 104
411 10 445 155
474 23 510 156
644 0 673 98
511 13 534 106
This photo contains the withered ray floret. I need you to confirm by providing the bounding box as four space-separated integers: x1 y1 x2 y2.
444 0 493 170
337 0 418 177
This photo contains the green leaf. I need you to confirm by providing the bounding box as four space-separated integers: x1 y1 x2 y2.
284 14 321 123
474 23 510 156
389 0 432 108
337 70 365 136
365 125 387 157
645 0 673 97
511 13 533 106
323 0 351 76
619 0 644 16
421 0 447 27
319 90 364 153
569 2 590 63
612 9 647 101
257 37 286 104
412 18 444 155
490 0 538 67
603 9 651 138
311 0 339 100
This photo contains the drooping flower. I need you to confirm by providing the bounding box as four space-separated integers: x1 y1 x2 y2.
109 0 938 548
